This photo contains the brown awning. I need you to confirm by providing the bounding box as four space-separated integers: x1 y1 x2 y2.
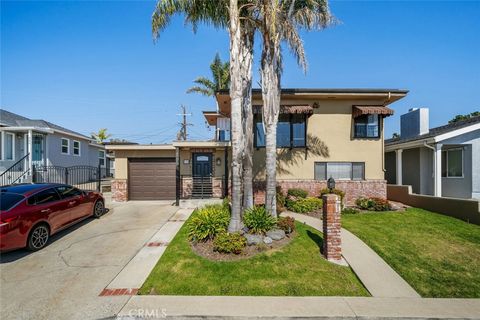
353 106 394 118
253 105 313 115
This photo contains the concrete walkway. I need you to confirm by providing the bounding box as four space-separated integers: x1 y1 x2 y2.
283 212 420 298
116 295 480 319
102 208 195 295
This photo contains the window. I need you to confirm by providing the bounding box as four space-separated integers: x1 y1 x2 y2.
1 193 25 211
73 140 80 156
314 162 365 181
442 148 463 178
5 132 14 160
55 186 83 199
255 114 306 148
99 150 105 166
28 188 61 205
61 138 69 154
354 114 380 138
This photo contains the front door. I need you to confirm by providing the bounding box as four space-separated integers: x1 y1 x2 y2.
193 153 212 177
32 134 45 167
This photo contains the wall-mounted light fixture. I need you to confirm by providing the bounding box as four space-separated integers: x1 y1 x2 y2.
216 157 221 166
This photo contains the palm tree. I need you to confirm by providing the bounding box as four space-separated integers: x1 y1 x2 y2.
258 0 333 217
187 53 230 96
91 128 112 144
151 0 255 231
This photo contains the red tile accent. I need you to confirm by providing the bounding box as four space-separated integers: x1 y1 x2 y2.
99 288 139 296
146 241 169 247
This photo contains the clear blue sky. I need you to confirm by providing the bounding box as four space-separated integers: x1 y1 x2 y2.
1 0 479 143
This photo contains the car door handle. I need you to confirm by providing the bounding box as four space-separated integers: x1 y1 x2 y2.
41 209 51 213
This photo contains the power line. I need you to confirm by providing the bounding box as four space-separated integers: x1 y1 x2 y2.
176 105 192 141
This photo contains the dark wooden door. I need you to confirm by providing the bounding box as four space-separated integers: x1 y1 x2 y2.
128 158 176 200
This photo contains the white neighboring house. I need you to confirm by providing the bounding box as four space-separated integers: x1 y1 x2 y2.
385 108 480 200
0 109 108 185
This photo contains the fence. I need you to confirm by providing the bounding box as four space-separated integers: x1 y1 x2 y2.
387 184 480 225
33 165 101 192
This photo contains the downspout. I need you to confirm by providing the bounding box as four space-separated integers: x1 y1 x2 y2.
424 141 436 194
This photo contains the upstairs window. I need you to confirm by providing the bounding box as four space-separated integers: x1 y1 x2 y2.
442 148 463 178
354 114 380 138
315 162 365 181
255 114 306 148
61 138 69 154
73 140 81 156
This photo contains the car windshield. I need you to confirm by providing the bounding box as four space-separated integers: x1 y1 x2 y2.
0 192 25 211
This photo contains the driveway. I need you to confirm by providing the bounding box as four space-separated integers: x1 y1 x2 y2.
0 197 178 320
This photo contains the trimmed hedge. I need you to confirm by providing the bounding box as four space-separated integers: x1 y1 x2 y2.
286 197 323 213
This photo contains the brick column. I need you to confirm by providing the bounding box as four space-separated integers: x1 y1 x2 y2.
322 194 342 263
112 179 128 202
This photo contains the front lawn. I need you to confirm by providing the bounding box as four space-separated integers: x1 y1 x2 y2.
342 208 480 298
139 222 369 296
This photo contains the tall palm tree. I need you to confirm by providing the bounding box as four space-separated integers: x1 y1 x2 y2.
91 128 111 144
151 0 255 231
258 0 333 217
187 53 230 96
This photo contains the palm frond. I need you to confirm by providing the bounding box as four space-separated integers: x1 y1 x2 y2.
186 86 214 96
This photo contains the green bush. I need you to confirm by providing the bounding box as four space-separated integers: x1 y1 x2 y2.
222 197 230 210
286 197 323 213
320 188 345 204
277 216 296 234
287 188 308 199
276 186 286 212
342 207 360 215
243 206 277 234
187 204 230 241
355 197 391 211
213 232 246 254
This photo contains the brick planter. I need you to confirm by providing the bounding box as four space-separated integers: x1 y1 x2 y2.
112 179 128 202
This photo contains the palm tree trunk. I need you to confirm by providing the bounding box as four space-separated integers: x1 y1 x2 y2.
261 37 281 218
241 26 255 211
228 0 244 232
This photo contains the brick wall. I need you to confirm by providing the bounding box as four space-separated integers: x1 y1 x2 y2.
253 179 387 206
180 177 225 199
112 179 128 202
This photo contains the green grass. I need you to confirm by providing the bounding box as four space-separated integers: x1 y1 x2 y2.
139 222 369 296
342 208 480 298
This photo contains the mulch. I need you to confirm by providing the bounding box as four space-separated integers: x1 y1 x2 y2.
191 232 296 262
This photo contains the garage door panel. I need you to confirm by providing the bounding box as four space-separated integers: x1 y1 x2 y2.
129 159 176 200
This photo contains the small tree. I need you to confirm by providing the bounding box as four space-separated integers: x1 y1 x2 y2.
91 128 111 143
449 111 480 124
187 53 230 97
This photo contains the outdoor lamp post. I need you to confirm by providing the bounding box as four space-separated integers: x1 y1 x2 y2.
327 177 335 193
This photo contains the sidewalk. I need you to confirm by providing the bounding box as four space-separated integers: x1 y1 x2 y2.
283 212 420 298
117 295 480 319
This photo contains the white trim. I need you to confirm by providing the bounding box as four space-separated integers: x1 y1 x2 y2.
72 140 81 156
61 138 70 155
435 123 480 143
106 144 176 151
0 131 4 160
395 149 403 185
434 144 442 197
98 149 106 167
4 132 15 161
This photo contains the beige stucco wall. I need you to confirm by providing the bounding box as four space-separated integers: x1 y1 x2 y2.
113 149 176 179
252 98 386 180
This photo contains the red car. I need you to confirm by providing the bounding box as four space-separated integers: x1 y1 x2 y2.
1 183 105 252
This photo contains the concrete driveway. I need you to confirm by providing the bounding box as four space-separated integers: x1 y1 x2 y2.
0 197 178 320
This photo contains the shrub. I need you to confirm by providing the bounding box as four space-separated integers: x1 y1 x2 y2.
222 197 231 210
287 188 308 199
286 197 323 213
213 232 246 254
342 207 360 215
320 188 345 205
187 204 230 241
355 197 391 211
243 206 277 234
277 216 296 234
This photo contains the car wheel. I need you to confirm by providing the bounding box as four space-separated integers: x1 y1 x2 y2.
93 200 105 218
27 224 50 251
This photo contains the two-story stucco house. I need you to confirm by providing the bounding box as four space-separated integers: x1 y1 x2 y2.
107 88 408 205
0 109 107 185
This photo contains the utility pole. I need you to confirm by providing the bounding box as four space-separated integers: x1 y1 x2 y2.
176 105 192 141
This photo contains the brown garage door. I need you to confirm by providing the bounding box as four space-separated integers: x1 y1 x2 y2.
128 158 176 200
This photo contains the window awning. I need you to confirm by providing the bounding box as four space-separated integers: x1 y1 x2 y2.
253 105 314 115
352 106 394 118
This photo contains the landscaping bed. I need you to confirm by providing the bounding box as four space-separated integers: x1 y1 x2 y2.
139 220 369 296
342 208 480 298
